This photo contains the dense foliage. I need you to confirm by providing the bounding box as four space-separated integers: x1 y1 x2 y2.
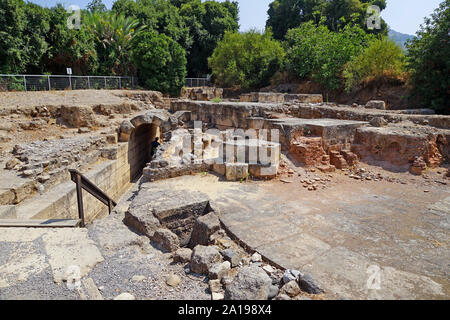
406 0 449 114
132 31 187 96
208 30 285 89
0 0 237 95
343 38 406 92
284 20 374 93
266 0 388 40
0 0 447 112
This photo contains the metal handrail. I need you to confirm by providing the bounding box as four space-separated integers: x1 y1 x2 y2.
69 169 117 227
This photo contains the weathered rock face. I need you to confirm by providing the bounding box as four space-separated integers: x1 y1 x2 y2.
190 245 222 274
189 213 221 247
151 228 180 253
224 266 272 300
289 136 326 167
352 126 448 168
60 105 96 128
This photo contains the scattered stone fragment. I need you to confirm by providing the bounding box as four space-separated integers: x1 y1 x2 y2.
275 293 291 300
283 269 302 284
131 275 146 282
78 127 90 133
173 248 192 264
208 261 231 280
114 293 135 300
190 245 222 274
150 228 180 253
37 174 51 183
298 274 323 294
212 292 224 300
209 279 222 293
370 117 388 127
366 100 386 110
410 156 427 176
251 252 262 262
224 266 272 300
281 280 301 297
221 248 241 268
166 274 182 287
5 158 20 170
268 285 279 299
262 265 275 275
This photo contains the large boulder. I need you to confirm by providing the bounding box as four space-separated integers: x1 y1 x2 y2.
124 206 161 238
224 266 272 300
189 213 221 247
190 245 222 274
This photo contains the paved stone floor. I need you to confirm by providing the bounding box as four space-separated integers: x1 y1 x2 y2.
150 171 449 300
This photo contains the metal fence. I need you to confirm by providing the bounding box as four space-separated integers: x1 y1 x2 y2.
185 78 211 87
0 74 137 92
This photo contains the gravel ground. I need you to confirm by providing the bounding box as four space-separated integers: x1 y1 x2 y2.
0 236 79 300
87 209 210 300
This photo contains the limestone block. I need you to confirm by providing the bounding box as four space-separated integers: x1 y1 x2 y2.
225 163 248 181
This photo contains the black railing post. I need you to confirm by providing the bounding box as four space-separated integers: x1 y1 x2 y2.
69 169 117 227
75 173 85 227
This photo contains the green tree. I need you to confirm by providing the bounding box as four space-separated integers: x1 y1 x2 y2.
208 30 285 89
112 0 192 53
84 11 145 75
179 0 239 77
0 0 50 74
284 19 374 94
132 31 187 96
266 0 387 40
266 0 325 40
343 37 406 92
87 0 107 12
44 5 99 75
406 0 449 114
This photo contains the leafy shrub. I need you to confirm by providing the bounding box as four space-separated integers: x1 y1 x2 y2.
284 20 374 93
208 30 285 89
406 0 449 114
132 31 187 96
343 38 406 92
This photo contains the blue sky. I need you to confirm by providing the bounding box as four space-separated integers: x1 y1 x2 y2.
29 0 443 35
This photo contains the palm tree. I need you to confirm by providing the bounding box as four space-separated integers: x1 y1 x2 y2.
84 12 145 75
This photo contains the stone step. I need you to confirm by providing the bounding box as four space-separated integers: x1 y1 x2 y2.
0 218 81 228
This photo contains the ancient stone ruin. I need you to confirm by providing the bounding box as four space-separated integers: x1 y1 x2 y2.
0 89 449 300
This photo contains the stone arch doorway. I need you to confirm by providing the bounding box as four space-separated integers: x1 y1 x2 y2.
128 123 160 181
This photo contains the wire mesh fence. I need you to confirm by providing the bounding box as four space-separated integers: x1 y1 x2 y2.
185 78 211 87
0 74 137 92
